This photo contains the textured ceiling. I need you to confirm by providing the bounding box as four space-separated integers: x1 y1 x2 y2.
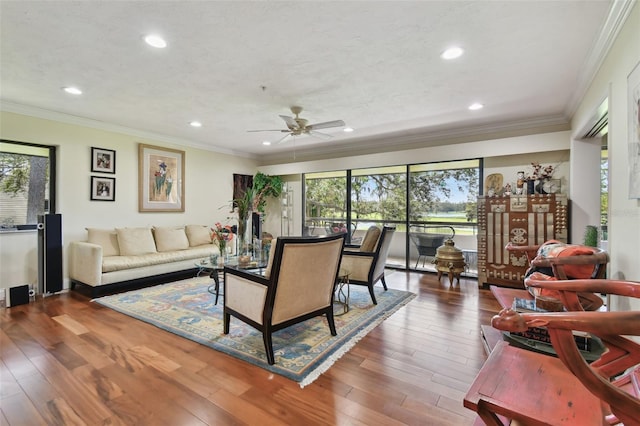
0 1 616 162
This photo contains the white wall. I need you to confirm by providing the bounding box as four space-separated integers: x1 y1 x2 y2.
571 2 640 311
259 131 571 176
0 111 258 290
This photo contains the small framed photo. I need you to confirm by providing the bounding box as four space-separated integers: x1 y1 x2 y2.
91 176 116 201
91 147 116 174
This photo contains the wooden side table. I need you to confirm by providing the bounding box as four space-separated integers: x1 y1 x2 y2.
464 341 605 425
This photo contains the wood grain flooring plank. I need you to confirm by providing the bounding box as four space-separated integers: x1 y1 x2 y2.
0 392 47 426
72 364 124 402
207 387 292 426
128 345 181 373
52 314 89 335
100 362 209 426
0 359 21 399
28 352 113 424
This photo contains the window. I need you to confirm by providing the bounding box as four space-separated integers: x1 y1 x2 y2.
304 171 347 236
0 140 56 230
303 159 481 273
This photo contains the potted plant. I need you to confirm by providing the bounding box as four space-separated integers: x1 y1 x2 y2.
583 225 599 247
251 172 283 214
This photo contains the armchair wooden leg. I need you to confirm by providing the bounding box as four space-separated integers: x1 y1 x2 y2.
368 286 378 305
263 330 275 365
326 307 337 336
223 312 230 334
380 275 388 291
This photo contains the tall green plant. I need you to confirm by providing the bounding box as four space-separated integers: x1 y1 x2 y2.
252 172 283 213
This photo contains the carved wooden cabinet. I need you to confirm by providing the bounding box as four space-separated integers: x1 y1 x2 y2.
477 194 568 288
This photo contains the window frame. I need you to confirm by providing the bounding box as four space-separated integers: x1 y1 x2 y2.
0 139 56 230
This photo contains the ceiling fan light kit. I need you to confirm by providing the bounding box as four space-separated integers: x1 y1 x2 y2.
248 106 345 145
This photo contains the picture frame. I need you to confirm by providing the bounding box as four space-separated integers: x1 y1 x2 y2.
90 176 115 201
91 147 116 174
138 143 185 212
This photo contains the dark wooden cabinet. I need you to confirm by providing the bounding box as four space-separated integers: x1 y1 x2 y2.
477 194 568 288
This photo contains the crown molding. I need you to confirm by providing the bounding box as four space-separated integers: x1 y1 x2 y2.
564 0 636 118
259 115 570 165
0 100 258 159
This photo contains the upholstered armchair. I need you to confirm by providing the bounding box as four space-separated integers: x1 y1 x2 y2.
222 233 345 365
490 277 640 425
340 226 396 305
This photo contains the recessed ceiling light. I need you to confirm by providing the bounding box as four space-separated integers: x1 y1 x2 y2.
343 127 354 132
441 46 464 60
144 34 167 48
468 103 484 110
189 121 202 127
262 141 271 146
62 86 82 95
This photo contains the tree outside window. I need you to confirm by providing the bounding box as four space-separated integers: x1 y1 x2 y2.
0 141 53 229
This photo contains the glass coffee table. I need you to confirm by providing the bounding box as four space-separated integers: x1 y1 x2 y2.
196 256 266 305
334 268 350 316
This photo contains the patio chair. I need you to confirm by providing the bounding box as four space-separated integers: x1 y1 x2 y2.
409 225 455 268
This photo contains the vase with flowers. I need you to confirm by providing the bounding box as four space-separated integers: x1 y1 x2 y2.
526 162 555 194
211 222 234 264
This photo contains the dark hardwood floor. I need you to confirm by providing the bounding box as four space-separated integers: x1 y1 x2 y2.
1 271 501 425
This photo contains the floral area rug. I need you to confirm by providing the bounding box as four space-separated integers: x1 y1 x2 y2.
94 276 415 387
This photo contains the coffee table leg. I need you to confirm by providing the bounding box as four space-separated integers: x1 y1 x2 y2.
208 271 221 305
334 275 350 316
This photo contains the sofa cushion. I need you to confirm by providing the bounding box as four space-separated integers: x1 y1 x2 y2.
116 227 157 256
87 228 120 256
186 225 212 247
154 226 189 252
102 245 216 273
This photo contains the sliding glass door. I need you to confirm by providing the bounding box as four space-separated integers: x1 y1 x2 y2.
303 159 480 275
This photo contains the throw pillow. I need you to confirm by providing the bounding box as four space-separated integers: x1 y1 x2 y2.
153 226 189 252
360 226 381 252
185 225 212 247
86 228 120 257
116 227 157 256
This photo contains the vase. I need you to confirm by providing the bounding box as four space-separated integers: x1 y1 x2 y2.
535 179 547 194
237 212 253 257
217 241 227 265
526 180 535 195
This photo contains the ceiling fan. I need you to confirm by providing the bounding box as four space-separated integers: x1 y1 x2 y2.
248 106 345 144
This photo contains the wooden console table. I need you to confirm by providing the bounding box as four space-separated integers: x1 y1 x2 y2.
464 341 605 425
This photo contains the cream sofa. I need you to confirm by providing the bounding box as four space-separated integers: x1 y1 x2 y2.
69 225 218 294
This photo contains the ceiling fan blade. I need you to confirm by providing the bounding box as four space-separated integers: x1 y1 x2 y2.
306 120 345 131
247 129 288 132
309 130 333 139
279 115 299 129
276 133 292 145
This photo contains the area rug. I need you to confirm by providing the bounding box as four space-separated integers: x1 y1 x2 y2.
94 276 415 387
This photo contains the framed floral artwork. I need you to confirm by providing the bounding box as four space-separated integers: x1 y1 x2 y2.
138 144 185 212
91 147 115 174
90 176 115 201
